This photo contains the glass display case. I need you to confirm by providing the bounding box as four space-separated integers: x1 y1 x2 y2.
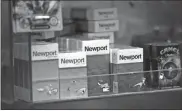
1 0 182 109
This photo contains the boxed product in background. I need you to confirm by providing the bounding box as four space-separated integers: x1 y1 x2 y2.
55 19 76 37
75 20 119 33
58 51 88 100
14 42 59 102
145 42 182 88
110 44 144 93
66 38 112 96
143 43 159 88
80 32 115 44
71 7 118 20
12 1 63 33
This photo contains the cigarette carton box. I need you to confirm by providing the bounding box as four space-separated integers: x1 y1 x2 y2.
14 42 59 102
110 44 144 93
75 20 119 33
144 42 182 88
71 7 118 20
80 32 114 44
58 52 88 100
67 38 112 96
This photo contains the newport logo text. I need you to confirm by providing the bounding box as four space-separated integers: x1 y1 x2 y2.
98 11 114 16
119 54 142 60
85 46 108 52
99 23 115 28
33 51 57 57
60 58 85 64
92 35 110 39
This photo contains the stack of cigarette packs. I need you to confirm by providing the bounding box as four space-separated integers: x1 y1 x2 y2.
110 44 144 93
63 37 112 96
14 42 59 102
71 7 119 44
69 7 120 96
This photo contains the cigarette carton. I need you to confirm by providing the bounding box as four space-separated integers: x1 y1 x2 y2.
14 42 59 102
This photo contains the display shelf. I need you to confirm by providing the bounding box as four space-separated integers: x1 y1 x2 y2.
5 88 182 110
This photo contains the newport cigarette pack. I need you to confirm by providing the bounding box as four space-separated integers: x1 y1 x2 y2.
110 44 144 93
67 38 112 96
14 42 59 102
81 32 114 44
58 51 88 100
75 20 119 33
71 7 118 20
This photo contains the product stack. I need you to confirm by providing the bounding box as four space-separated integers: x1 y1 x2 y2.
71 7 118 44
69 7 119 96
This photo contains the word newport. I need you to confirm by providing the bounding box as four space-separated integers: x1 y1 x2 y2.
60 58 85 64
85 45 108 52
119 54 142 60
33 51 57 57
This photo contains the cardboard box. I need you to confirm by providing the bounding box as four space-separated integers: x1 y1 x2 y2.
58 52 88 99
81 32 114 44
71 7 118 20
14 42 59 102
145 43 182 88
110 45 144 93
12 1 63 33
76 20 119 33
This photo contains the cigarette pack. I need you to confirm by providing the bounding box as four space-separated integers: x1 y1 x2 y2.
58 51 88 100
144 42 182 88
75 20 119 33
14 42 59 102
66 38 112 96
110 44 144 93
81 32 114 44
71 7 118 20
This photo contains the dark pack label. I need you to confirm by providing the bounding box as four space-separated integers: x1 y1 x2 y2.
159 47 179 57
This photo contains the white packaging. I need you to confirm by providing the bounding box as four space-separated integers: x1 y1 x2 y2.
111 48 143 64
71 7 118 20
14 42 59 61
82 32 114 44
58 52 87 68
76 20 119 33
78 39 110 56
